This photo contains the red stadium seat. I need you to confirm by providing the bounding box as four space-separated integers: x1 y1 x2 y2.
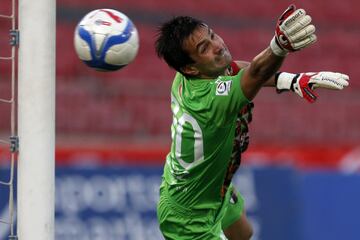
22 0 360 147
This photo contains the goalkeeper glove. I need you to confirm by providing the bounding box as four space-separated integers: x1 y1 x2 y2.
270 5 317 56
275 71 349 103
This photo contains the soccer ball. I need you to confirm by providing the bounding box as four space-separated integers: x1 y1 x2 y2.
74 9 139 71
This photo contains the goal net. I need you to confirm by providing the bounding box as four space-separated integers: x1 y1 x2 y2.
0 0 18 239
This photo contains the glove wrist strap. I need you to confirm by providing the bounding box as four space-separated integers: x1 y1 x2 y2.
275 72 298 92
270 36 288 57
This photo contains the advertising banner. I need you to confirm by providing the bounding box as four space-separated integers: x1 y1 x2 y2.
1 166 359 240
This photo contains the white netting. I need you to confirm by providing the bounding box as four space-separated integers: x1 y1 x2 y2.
0 0 18 239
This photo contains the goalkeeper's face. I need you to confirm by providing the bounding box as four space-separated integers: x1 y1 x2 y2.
182 25 232 78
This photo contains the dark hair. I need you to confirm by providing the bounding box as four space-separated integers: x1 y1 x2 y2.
155 16 205 75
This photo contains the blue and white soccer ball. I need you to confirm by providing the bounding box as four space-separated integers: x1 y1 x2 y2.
74 9 139 71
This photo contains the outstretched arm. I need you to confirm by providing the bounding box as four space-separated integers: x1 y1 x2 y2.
240 5 316 100
236 61 349 102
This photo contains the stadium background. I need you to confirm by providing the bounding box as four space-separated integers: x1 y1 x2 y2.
0 0 360 239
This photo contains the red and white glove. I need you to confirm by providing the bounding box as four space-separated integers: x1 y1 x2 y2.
276 72 350 103
270 5 317 56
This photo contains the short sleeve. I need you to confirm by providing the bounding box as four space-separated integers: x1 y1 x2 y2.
209 69 250 126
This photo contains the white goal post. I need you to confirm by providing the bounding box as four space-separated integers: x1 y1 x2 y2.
17 0 56 239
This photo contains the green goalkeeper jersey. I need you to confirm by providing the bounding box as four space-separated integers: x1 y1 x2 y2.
161 67 250 216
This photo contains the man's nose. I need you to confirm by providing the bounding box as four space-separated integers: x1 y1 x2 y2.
212 41 223 54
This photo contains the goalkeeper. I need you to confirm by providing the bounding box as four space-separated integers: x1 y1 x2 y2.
155 5 349 240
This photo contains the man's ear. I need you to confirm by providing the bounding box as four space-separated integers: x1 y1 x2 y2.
181 65 199 77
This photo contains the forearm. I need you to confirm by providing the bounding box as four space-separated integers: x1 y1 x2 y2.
235 60 276 87
263 73 283 87
249 47 284 82
241 48 284 99
263 76 276 87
